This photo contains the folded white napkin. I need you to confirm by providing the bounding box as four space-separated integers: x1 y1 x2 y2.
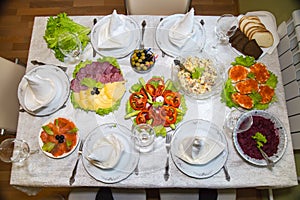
88 134 124 169
176 136 225 165
97 10 130 49
168 8 196 48
24 74 55 111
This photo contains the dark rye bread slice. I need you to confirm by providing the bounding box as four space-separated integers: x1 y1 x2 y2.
242 39 263 59
229 28 263 59
229 29 243 43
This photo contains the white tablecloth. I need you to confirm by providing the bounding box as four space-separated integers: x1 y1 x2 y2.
10 15 298 195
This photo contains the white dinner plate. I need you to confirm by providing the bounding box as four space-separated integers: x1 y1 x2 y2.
38 116 80 159
171 119 228 179
233 110 287 166
91 15 141 58
156 14 206 58
18 65 70 116
82 123 139 183
232 11 280 59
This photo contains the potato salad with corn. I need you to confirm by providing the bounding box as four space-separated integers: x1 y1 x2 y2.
178 56 217 95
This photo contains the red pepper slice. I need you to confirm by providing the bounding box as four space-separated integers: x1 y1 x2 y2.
163 91 181 108
129 92 147 110
155 85 165 97
136 110 151 124
159 106 177 126
145 83 156 97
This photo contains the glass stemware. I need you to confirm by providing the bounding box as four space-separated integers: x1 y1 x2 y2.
0 138 31 163
57 32 82 62
212 14 238 49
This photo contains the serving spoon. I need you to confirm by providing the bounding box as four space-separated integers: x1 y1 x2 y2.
258 147 275 168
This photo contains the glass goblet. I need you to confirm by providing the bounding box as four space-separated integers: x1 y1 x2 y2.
57 32 82 62
0 138 30 163
212 14 238 49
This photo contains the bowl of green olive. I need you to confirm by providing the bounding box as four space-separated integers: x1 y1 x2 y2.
130 49 156 73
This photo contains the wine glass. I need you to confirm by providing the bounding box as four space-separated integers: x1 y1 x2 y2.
212 14 238 49
57 32 82 62
0 138 31 163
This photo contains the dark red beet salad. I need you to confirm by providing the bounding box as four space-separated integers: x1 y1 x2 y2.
237 115 280 159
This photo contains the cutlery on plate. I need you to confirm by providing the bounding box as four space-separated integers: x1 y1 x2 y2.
140 20 146 49
93 18 97 57
258 147 274 168
69 140 83 185
164 131 172 181
31 60 67 72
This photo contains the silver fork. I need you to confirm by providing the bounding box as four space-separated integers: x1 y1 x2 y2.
164 131 172 181
69 140 83 185
140 20 146 49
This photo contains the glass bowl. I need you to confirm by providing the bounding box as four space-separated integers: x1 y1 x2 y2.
130 49 156 73
171 52 224 100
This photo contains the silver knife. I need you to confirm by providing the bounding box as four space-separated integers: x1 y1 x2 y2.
31 60 67 72
69 141 83 185
93 18 97 57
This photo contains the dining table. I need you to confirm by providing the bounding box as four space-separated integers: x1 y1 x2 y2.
10 13 299 195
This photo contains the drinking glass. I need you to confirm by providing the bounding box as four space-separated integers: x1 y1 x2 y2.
57 32 82 62
0 138 30 163
213 14 238 49
132 123 155 153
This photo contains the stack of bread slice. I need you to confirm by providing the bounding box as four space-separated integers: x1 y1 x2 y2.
239 15 274 48
229 28 263 60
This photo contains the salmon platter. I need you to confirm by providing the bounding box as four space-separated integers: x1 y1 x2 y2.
221 55 278 110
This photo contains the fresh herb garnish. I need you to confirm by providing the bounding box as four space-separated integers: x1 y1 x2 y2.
252 132 267 148
192 67 205 79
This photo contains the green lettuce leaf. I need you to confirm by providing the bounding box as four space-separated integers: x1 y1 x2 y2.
80 78 104 89
44 13 91 62
221 78 238 108
231 55 256 67
266 71 278 88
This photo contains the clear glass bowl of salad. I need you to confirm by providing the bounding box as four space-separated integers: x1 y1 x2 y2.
171 52 225 100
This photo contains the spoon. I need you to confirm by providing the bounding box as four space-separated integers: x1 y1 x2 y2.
236 115 253 133
258 147 275 168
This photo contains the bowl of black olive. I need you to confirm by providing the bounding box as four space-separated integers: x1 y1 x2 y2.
130 49 156 73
